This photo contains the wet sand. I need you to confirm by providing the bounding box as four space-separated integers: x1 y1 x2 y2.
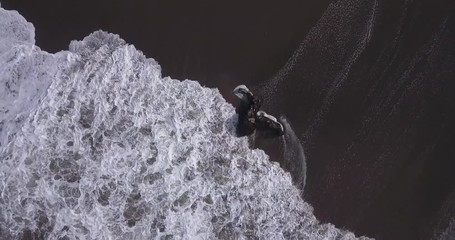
2 0 455 239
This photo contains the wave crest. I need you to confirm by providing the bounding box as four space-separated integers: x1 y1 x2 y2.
0 6 370 240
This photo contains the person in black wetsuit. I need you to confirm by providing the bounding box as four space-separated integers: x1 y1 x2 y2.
255 110 284 136
232 85 284 137
233 85 260 136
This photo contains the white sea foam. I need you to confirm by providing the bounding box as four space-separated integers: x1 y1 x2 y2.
0 6 371 240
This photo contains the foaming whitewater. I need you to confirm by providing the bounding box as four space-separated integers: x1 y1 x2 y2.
438 219 455 240
0 6 371 240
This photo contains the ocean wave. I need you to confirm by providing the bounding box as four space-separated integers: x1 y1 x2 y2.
0 6 370 240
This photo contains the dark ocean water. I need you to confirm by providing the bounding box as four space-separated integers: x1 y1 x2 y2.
2 0 455 239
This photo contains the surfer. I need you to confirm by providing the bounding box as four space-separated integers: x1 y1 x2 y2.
232 85 284 137
255 110 284 136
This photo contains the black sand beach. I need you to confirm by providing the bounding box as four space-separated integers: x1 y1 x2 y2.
2 0 455 239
